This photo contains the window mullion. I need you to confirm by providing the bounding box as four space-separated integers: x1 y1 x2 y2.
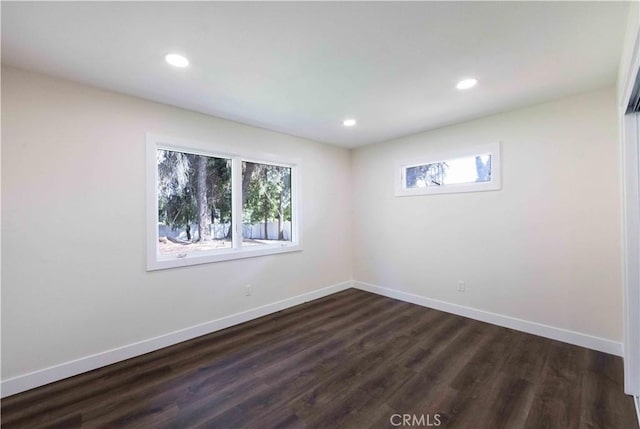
231 157 243 249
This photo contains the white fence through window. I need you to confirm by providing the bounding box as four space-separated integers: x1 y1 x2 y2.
159 222 292 241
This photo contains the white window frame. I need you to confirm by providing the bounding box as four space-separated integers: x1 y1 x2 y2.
146 133 302 271
394 142 501 197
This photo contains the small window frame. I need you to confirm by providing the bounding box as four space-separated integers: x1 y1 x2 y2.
146 133 302 271
394 142 501 197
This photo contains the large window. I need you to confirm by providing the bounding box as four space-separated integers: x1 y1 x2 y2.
395 142 501 196
147 134 300 270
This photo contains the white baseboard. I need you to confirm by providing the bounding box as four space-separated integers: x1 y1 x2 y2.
634 395 640 429
353 281 623 357
1 280 353 398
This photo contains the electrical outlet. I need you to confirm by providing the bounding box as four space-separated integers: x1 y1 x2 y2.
457 281 466 292
245 284 252 296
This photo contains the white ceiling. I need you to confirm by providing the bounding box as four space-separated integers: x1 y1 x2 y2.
1 1 630 148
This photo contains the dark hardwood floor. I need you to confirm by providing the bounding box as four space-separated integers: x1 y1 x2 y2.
1 289 638 428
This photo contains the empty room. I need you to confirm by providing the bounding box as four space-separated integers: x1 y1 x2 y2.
2 1 640 428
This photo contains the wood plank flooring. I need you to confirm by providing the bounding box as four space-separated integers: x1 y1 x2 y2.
2 289 638 428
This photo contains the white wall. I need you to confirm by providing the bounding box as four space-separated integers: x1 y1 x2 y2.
1 66 353 380
352 88 623 343
618 1 640 106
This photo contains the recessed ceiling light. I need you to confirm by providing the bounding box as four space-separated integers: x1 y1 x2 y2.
165 53 190 68
456 78 477 90
343 119 357 127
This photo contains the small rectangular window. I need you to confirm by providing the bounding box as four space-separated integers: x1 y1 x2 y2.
395 142 500 196
147 134 301 271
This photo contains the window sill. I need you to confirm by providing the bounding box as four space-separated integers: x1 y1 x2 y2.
147 243 302 271
395 180 501 197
